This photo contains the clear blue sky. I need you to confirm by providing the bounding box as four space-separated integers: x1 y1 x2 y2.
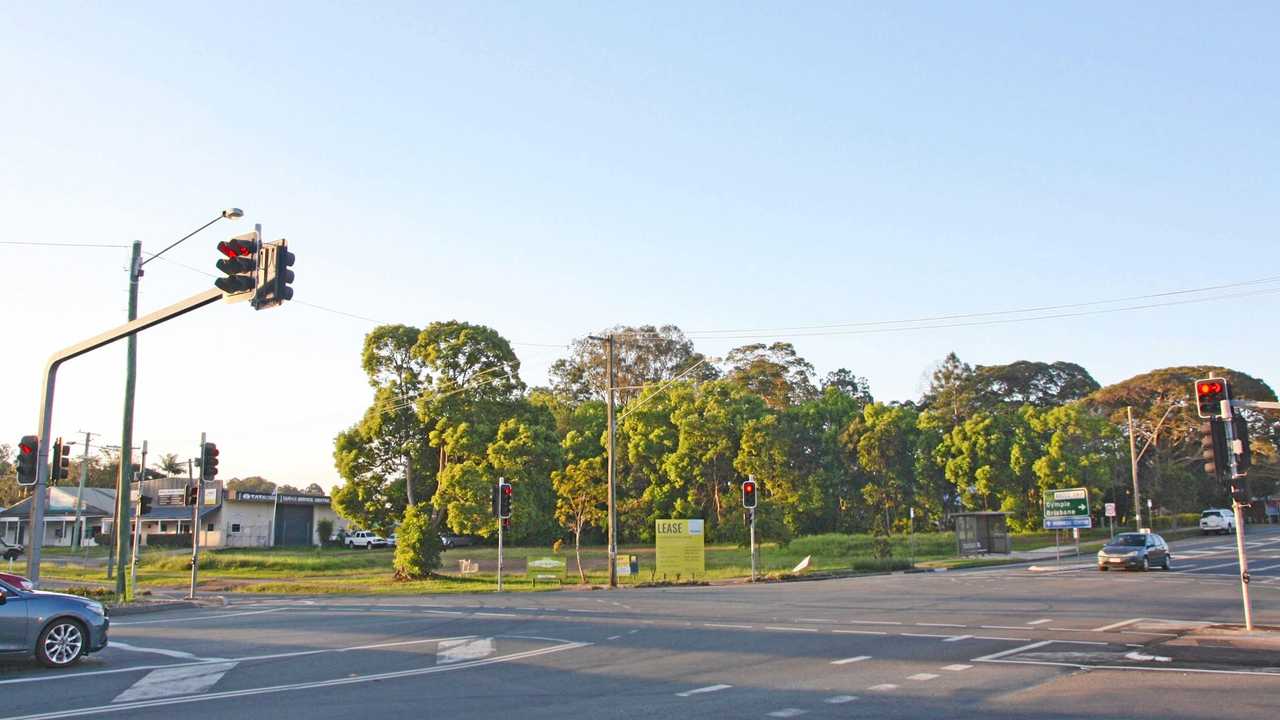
2 2 1277 490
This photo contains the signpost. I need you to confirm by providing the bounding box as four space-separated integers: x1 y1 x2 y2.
1104 502 1116 538
1045 488 1092 564
526 557 566 587
655 519 705 581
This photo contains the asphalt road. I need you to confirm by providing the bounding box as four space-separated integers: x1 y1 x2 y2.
2 526 1278 720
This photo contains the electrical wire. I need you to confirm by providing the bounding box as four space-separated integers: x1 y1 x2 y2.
618 358 711 421
0 241 130 249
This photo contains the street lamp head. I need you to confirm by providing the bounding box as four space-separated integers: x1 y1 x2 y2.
222 208 244 219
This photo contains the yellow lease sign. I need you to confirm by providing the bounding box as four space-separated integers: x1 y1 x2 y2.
655 519 705 580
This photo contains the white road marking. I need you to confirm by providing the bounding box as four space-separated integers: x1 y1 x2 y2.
1026 618 1052 625
112 608 288 627
423 610 464 616
825 695 858 704
1092 618 1144 632
971 640 1055 661
705 623 753 630
830 655 871 665
474 613 518 618
437 638 495 665
973 636 1032 641
1124 651 1172 663
606 635 622 641
907 673 939 681
942 664 972 671
108 643 225 662
766 709 807 718
901 633 951 639
796 618 834 623
867 684 899 691
918 623 965 628
847 620 902 625
764 626 820 633
943 635 973 642
675 684 732 697
979 625 1023 630
1249 563 1280 572
832 630 888 636
5 642 590 720
113 663 236 704
567 609 593 613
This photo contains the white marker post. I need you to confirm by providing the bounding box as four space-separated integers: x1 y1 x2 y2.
1222 399 1253 631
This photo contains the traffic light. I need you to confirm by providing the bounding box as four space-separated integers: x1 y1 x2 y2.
1195 377 1230 419
1233 416 1252 472
186 485 200 506
215 231 260 296
742 478 758 509
1230 475 1251 505
140 495 152 515
497 481 512 519
1200 420 1228 479
200 442 219 480
16 435 38 486
51 437 70 481
253 240 295 310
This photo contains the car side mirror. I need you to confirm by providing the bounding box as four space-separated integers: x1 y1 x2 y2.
0 591 7 605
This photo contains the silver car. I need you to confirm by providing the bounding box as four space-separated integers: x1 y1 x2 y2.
0 577 110 667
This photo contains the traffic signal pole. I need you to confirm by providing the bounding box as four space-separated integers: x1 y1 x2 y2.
1221 400 1253 631
24 287 223 587
190 432 204 599
129 440 147 599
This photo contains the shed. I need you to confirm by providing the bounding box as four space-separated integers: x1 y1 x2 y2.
953 512 1011 555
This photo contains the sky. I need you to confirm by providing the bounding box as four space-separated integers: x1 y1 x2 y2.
2 2 1277 492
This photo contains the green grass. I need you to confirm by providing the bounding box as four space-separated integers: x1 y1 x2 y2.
32 525 1213 596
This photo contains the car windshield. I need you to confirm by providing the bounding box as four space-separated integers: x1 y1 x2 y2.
1110 534 1147 547
1201 511 1220 518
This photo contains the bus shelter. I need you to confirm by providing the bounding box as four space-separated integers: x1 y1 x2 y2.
954 512 1011 556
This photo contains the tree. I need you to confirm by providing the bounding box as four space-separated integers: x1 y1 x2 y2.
822 369 873 405
227 477 277 494
550 325 717 404
158 453 185 477
0 444 20 508
920 352 976 423
303 483 326 496
552 457 606 582
970 361 1100 409
723 342 817 410
842 403 921 540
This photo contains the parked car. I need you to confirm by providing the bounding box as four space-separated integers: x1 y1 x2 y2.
1199 508 1236 535
1097 531 1171 571
0 572 33 591
0 576 109 667
440 534 480 549
386 534 397 548
344 531 387 549
0 538 23 561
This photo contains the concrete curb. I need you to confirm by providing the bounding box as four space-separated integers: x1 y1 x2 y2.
107 595 227 616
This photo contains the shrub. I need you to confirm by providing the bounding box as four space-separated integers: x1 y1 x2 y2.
316 519 335 547
393 505 444 580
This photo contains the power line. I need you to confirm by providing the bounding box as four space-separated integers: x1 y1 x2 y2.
0 241 130 249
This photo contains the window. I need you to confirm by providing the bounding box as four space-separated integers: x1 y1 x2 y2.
207 523 215 532
158 522 166 533
231 524 242 534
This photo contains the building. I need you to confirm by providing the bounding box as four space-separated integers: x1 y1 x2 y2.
0 479 348 549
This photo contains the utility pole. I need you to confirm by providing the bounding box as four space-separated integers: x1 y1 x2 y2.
114 240 142 596
70 431 96 550
129 440 147 599
606 335 618 589
1127 406 1142 531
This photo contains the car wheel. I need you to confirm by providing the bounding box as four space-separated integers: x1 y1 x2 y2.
36 619 85 668
1162 556 1171 571
1098 565 1108 572
1140 557 1149 572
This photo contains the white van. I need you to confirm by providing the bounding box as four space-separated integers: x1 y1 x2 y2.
1199 509 1235 535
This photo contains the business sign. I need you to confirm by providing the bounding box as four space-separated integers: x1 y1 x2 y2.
1104 502 1116 518
1044 487 1093 529
157 488 186 506
616 554 640 577
655 519 705 580
234 492 330 505
526 557 566 584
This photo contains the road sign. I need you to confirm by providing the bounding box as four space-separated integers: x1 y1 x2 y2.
1044 487 1093 529
655 519 705 580
1104 502 1116 518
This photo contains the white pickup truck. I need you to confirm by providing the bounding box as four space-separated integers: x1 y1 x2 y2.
344 531 388 549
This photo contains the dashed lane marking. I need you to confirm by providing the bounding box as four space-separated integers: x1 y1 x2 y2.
942 664 973 671
901 633 951 639
675 684 732 697
1092 618 1144 632
1026 619 1052 625
766 709 808 718
830 655 871 665
918 623 965 628
907 673 939 681
832 630 888 636
705 624 753 630
764 626 820 633
606 636 622 641
824 696 858 704
474 613 518 618
942 635 973 642
867 684 899 691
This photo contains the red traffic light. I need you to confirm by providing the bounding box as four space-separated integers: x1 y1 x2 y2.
743 481 755 493
502 485 512 495
19 440 36 455
1197 381 1223 396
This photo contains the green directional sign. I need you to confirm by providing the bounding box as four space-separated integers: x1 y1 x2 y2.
1044 487 1092 529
